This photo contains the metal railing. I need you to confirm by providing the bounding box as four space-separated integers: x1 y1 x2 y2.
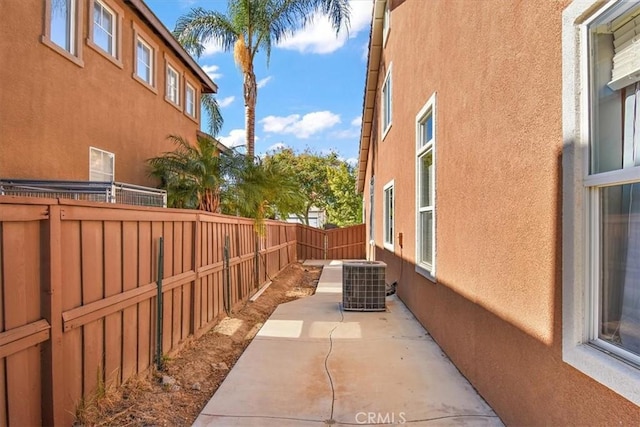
0 179 167 207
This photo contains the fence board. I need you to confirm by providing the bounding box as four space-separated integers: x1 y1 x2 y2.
61 220 83 426
0 199 333 425
2 221 43 426
0 221 5 427
81 221 105 397
122 221 139 380
104 221 123 387
137 222 152 373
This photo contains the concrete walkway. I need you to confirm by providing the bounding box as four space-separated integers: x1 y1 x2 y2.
193 261 503 426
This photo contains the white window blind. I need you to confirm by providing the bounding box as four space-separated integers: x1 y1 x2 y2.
608 9 640 90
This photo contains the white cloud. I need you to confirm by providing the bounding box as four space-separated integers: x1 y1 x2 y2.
361 41 369 61
201 64 222 80
202 39 225 56
276 0 373 54
350 115 362 127
260 111 341 138
332 128 360 139
267 142 288 152
257 76 272 88
218 96 235 108
345 157 358 167
219 129 256 148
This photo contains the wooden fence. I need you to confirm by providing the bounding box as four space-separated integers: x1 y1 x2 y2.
0 197 364 426
296 223 366 260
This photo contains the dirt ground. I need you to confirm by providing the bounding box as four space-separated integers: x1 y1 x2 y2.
77 262 322 427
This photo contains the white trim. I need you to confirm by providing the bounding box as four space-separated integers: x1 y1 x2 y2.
562 0 640 406
381 63 392 140
92 0 116 57
383 179 394 251
382 0 390 47
415 92 437 278
185 82 196 118
89 146 115 182
166 63 180 105
132 22 158 93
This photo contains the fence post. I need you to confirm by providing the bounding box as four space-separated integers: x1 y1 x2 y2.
41 204 65 426
323 233 328 260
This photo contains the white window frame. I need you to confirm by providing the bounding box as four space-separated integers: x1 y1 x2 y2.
132 23 157 93
88 0 123 67
383 180 394 251
381 64 392 140
185 82 197 119
41 0 84 66
89 147 114 182
415 93 436 279
382 0 390 47
563 0 640 406
165 61 180 107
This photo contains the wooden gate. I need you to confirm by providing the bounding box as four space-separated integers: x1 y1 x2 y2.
296 224 365 260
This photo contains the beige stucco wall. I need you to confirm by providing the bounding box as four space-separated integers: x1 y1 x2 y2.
0 0 205 187
364 0 640 424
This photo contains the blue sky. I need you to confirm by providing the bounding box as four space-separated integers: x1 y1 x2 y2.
145 0 373 164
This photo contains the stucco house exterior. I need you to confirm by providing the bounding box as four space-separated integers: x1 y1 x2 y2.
0 0 216 189
358 0 640 424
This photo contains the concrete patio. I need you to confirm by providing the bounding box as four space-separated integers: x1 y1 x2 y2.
193 260 503 426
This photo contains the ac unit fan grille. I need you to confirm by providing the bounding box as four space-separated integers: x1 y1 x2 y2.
342 261 386 311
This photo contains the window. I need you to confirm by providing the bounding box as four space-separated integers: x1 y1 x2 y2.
382 64 392 138
383 181 394 250
136 39 153 84
166 64 180 106
88 0 123 66
132 23 158 92
563 0 640 406
383 0 390 46
416 93 436 277
185 82 196 118
93 1 115 55
89 147 114 182
42 0 83 65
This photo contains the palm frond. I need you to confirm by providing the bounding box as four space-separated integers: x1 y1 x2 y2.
201 94 224 136
173 8 238 58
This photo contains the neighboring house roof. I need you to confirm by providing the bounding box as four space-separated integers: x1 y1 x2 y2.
357 0 386 193
197 130 230 153
126 0 218 94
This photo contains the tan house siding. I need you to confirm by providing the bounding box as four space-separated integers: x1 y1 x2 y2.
361 0 640 424
0 0 214 187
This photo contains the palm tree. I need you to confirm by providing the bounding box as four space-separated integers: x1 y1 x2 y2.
220 152 305 229
148 134 224 212
174 0 351 159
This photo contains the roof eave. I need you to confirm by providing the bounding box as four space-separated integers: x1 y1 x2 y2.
126 0 218 94
356 0 386 193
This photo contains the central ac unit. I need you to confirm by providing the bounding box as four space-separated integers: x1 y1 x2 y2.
342 261 386 311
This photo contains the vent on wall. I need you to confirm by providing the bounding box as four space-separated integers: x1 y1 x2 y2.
342 261 386 311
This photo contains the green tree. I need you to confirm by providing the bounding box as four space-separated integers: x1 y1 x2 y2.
148 134 224 212
264 147 362 227
149 136 305 229
326 162 362 226
265 148 339 225
174 0 350 159
220 152 304 229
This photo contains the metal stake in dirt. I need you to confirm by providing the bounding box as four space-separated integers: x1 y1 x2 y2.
223 235 231 315
254 233 260 289
156 237 164 371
